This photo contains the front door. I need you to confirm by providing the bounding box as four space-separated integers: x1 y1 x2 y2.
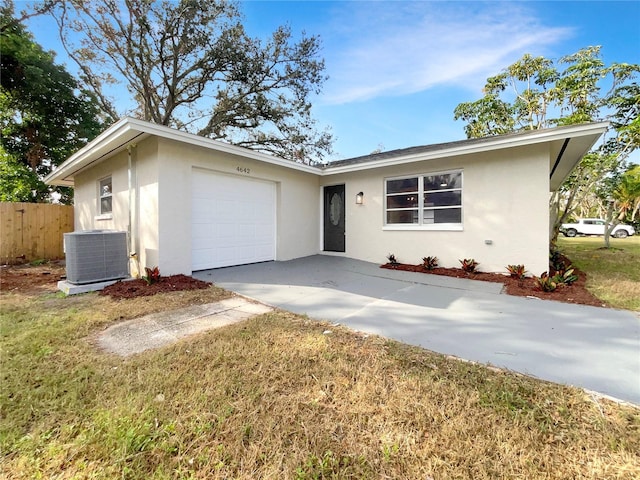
323 184 345 252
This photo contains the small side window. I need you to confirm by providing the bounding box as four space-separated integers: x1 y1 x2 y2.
99 176 112 215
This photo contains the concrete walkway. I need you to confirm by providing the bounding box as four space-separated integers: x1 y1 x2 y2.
96 297 272 356
194 255 640 405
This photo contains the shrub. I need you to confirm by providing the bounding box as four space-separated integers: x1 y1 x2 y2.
552 267 578 286
459 258 479 273
142 266 161 285
506 264 527 279
534 272 558 292
386 254 399 266
535 267 577 292
422 256 439 270
549 249 569 272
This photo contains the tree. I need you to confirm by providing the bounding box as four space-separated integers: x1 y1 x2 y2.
453 47 639 243
0 0 62 33
0 147 43 202
50 0 332 163
613 165 640 223
0 4 103 203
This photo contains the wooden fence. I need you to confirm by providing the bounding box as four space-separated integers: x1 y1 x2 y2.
1 202 74 264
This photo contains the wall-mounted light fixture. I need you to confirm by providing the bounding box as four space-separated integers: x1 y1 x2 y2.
355 192 364 205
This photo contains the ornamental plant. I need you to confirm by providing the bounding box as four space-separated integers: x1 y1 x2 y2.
142 266 161 285
552 267 578 286
459 258 479 273
422 256 439 270
549 250 569 273
535 266 578 292
506 264 527 279
534 272 558 292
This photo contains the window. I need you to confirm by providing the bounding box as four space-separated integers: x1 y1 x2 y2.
99 176 112 215
385 170 462 227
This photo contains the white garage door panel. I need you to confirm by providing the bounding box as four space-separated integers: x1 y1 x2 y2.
192 170 276 270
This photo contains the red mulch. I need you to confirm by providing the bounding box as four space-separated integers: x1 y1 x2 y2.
0 263 211 299
98 275 211 299
381 263 607 308
1 258 607 308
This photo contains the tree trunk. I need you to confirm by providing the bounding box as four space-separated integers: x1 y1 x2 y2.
603 201 615 249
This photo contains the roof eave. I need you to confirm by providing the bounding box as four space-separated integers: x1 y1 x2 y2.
320 122 609 177
131 119 321 175
45 117 321 186
44 118 143 186
45 118 608 188
548 124 608 191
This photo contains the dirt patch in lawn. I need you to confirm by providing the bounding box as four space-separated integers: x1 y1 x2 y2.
381 262 607 308
0 261 66 294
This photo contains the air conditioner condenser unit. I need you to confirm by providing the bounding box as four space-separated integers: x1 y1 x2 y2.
64 230 129 285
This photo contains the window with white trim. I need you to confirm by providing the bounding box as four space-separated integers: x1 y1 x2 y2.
385 170 462 226
99 176 112 215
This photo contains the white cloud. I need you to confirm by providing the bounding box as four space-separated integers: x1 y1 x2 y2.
322 2 572 105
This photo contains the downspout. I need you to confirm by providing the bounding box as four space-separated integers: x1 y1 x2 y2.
127 144 140 278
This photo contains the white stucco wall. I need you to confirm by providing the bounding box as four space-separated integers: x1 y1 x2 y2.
155 138 320 275
72 138 160 276
72 133 551 278
73 150 128 232
72 136 319 277
320 144 551 275
131 138 160 272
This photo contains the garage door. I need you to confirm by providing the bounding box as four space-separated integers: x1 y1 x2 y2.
192 169 276 270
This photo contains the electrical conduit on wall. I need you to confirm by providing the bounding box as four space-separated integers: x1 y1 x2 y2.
127 144 141 278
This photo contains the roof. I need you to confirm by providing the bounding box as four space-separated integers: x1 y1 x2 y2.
44 117 320 187
45 117 608 191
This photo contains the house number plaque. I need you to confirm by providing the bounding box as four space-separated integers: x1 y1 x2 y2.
236 166 251 174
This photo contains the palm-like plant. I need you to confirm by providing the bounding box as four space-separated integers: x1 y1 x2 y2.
614 165 640 222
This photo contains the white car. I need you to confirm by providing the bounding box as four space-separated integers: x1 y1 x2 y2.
560 218 636 238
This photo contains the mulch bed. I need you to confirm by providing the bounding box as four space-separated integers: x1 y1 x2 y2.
1 258 607 308
381 263 608 308
99 274 211 299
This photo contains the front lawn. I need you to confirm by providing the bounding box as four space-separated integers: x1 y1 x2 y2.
557 235 640 311
1 287 638 479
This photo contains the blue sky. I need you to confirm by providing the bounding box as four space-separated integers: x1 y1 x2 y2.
26 0 640 161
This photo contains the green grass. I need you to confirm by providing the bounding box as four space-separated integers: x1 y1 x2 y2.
557 235 640 310
1 287 639 479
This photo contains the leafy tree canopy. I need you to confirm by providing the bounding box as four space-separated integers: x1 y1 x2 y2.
454 47 638 143
0 2 103 203
453 47 639 242
612 164 640 224
51 0 333 163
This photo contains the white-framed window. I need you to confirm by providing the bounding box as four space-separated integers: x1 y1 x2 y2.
99 176 112 215
385 170 462 228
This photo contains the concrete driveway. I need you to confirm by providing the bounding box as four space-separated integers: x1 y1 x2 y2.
193 255 640 405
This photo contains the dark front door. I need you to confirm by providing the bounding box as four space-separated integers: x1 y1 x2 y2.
323 184 345 252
